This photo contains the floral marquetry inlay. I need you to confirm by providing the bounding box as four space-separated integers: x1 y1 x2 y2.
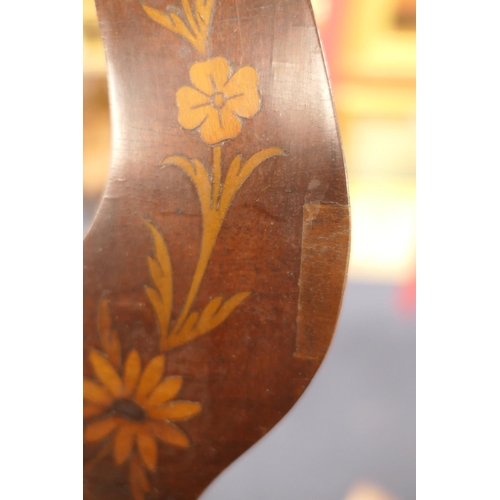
177 57 261 145
141 0 216 57
84 300 201 498
85 1 285 499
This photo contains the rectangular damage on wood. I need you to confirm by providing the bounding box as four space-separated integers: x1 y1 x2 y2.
295 204 350 360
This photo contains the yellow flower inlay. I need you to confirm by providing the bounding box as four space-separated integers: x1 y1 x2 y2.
86 2 285 497
177 57 261 145
83 349 201 472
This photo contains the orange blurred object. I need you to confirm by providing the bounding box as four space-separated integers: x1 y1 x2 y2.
344 483 398 500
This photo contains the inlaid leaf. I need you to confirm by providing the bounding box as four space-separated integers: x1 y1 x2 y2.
141 5 194 42
141 0 215 56
162 156 211 214
178 311 200 338
147 257 163 292
143 220 174 349
209 292 251 330
145 286 169 341
166 292 251 351
219 149 285 216
239 148 285 182
198 296 223 324
195 0 215 23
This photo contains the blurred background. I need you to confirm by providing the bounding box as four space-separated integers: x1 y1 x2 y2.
83 0 415 498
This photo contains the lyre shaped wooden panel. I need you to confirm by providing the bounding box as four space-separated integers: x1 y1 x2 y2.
83 1 350 498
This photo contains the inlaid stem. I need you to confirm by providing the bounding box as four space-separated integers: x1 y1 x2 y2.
212 145 222 209
171 147 225 336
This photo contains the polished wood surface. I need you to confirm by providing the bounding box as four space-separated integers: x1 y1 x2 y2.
84 1 350 498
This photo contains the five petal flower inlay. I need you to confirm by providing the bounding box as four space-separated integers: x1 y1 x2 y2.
177 57 261 145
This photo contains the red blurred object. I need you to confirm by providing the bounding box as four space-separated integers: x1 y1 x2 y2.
314 0 347 84
396 268 416 315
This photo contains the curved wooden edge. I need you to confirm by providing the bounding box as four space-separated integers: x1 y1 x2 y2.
295 203 350 359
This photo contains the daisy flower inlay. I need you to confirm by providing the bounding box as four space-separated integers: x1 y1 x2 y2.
84 349 201 472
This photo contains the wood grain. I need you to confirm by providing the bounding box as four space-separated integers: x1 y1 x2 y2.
296 204 350 360
84 1 350 498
